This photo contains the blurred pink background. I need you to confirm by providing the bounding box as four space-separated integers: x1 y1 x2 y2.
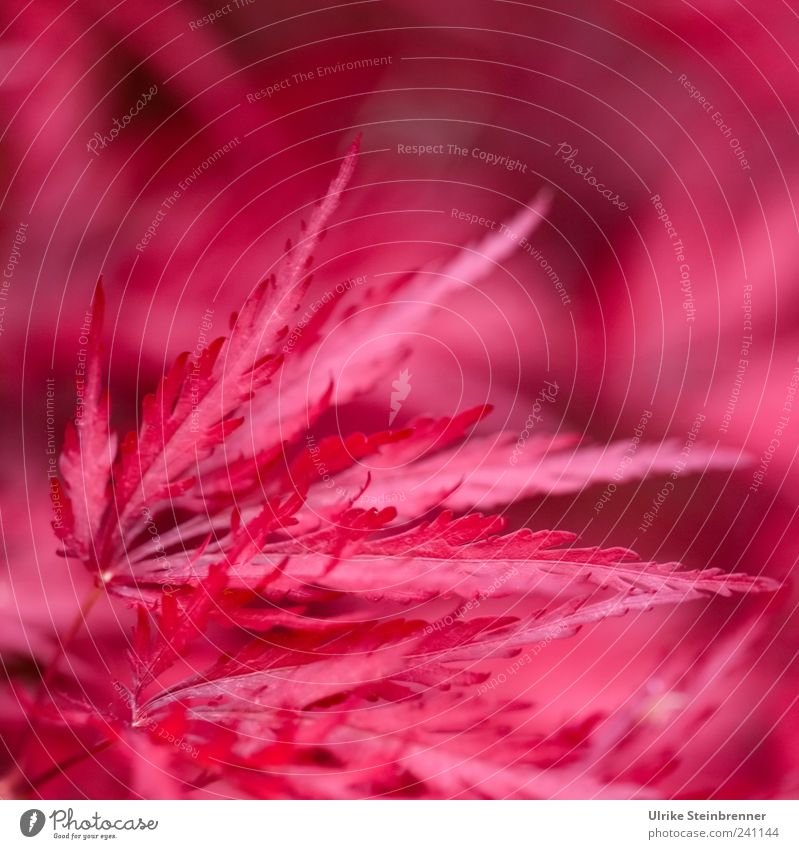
1 0 798 798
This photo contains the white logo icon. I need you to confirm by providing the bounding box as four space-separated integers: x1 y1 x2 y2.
389 369 412 425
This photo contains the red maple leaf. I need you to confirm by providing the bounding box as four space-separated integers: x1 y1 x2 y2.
10 139 778 801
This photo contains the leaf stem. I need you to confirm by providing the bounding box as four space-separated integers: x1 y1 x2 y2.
40 582 104 692
0 583 104 794
22 738 115 798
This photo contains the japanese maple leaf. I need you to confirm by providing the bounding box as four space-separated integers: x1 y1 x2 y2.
30 139 778 802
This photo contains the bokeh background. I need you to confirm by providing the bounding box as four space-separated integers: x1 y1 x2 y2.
1 0 798 797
